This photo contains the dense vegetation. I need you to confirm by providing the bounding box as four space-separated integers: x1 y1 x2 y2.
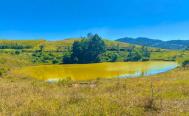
62 34 152 64
0 34 189 65
63 34 106 64
125 46 150 61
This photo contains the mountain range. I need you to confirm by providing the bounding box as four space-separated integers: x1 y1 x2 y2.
116 37 189 50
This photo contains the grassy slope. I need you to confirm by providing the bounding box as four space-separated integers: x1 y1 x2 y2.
0 53 32 70
0 38 159 52
0 68 189 115
0 39 132 51
150 50 189 61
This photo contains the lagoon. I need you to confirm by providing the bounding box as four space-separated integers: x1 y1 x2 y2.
14 61 178 81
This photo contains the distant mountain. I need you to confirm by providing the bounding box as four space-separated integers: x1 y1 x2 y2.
116 37 189 50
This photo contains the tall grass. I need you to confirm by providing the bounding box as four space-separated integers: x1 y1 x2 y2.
0 68 189 115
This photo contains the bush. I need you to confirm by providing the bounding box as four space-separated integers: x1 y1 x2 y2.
181 60 189 67
52 58 59 64
58 77 72 86
0 68 8 76
32 51 62 64
125 46 150 61
99 52 118 62
15 50 22 55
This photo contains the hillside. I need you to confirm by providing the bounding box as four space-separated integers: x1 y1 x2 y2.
0 38 163 53
116 37 189 50
0 39 132 51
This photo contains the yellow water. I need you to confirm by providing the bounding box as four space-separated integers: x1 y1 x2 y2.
13 61 177 81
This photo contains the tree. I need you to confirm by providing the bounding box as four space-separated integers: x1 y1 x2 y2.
39 45 45 52
64 34 106 64
99 52 118 62
140 46 150 61
62 52 72 64
86 34 106 63
87 33 94 39
71 41 83 63
15 50 21 55
181 60 189 67
117 44 120 53
125 49 142 61
52 58 59 64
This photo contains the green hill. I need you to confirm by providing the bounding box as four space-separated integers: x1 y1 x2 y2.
116 37 189 50
0 38 161 52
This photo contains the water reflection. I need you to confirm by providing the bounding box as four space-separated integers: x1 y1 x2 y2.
118 63 177 78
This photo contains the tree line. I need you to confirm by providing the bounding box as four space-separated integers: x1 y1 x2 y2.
30 33 151 64
63 34 151 64
0 44 33 49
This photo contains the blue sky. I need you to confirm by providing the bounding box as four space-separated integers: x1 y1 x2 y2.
0 0 189 40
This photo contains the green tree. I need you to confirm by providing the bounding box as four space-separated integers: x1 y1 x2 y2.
63 52 72 64
125 49 141 61
140 46 150 61
15 50 21 55
87 34 106 63
71 40 85 63
125 46 150 61
181 60 189 67
65 34 106 64
99 52 118 62
39 45 45 52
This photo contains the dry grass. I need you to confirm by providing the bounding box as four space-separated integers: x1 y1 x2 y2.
0 68 189 115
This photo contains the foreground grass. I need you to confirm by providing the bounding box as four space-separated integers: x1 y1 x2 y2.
0 68 189 116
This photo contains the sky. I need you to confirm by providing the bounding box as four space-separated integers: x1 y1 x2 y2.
0 0 189 40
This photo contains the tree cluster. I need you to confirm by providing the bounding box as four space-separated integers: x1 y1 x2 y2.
125 46 150 61
0 44 32 49
63 34 106 64
32 45 62 64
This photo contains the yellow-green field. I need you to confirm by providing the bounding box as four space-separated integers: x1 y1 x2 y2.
12 61 177 81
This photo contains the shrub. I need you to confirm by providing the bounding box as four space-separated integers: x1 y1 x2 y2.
58 77 72 86
62 52 72 64
15 50 22 55
99 52 118 62
181 60 189 67
0 68 8 76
